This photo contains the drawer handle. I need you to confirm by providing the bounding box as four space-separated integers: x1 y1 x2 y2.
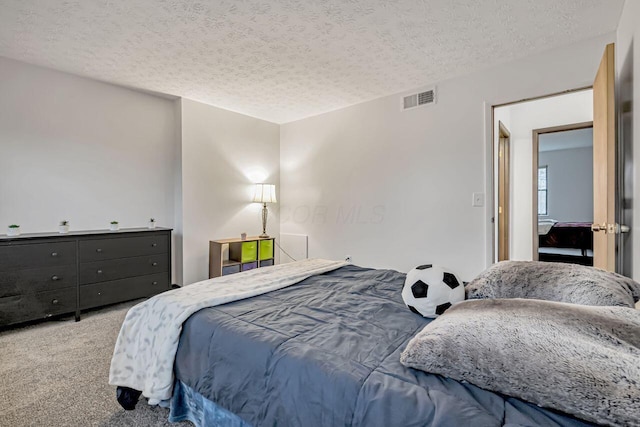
51 252 58 257
98 292 102 296
96 248 103 253
152 262 158 267
51 299 59 305
45 313 53 318
51 275 60 281
152 281 158 285
151 243 157 247
97 269 103 274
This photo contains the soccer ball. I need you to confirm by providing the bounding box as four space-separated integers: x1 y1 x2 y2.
402 264 464 318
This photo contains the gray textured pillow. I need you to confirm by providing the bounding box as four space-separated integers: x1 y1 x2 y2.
466 261 640 307
400 299 640 427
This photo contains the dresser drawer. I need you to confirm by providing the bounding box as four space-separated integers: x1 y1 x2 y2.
0 265 76 298
0 242 76 272
79 234 169 262
80 273 168 309
79 254 168 284
0 288 76 326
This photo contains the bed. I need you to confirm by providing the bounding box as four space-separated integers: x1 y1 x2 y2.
538 221 593 265
112 262 601 427
172 265 595 426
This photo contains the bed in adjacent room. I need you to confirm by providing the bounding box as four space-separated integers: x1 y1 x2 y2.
110 259 640 427
538 221 593 265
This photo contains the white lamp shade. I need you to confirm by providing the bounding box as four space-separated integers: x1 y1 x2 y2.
253 183 277 203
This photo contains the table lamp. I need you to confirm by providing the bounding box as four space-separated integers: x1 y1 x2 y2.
253 183 277 238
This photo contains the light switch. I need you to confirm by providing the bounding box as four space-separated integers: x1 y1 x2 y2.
472 192 485 207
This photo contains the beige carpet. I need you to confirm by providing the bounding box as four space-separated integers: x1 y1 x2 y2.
0 301 192 427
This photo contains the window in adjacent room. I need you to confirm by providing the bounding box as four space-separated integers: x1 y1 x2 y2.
538 166 548 216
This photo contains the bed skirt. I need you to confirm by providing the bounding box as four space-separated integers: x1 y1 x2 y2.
169 380 251 427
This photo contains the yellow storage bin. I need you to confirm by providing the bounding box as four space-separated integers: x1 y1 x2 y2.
241 241 258 263
229 240 257 263
259 239 274 260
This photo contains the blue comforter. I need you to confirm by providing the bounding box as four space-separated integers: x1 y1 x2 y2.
174 265 593 426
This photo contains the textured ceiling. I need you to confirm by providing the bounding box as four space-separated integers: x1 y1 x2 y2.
0 0 624 123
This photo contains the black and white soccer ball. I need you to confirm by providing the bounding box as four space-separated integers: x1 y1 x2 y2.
402 264 464 318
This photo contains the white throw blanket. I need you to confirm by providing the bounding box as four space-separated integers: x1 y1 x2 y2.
538 219 557 235
109 258 348 404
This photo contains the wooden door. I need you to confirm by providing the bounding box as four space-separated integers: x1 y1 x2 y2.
592 43 616 271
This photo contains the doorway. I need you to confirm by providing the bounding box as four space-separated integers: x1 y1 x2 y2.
491 43 626 273
532 122 594 266
493 89 593 263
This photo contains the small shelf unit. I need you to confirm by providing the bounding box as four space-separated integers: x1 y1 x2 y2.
209 236 275 278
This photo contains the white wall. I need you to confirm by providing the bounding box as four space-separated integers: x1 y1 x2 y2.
180 99 280 286
496 90 593 260
616 0 639 280
538 146 593 222
173 100 184 286
0 56 179 280
0 58 282 288
280 34 613 280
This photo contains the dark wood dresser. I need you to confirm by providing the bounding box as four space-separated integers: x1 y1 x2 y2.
0 228 172 327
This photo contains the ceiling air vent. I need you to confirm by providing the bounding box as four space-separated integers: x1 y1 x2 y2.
402 87 436 111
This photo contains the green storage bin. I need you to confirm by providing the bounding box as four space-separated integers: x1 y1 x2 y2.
259 239 274 260
241 241 258 263
230 240 257 263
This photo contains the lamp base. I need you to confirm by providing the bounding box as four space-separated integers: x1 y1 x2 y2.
260 203 270 239
259 233 270 238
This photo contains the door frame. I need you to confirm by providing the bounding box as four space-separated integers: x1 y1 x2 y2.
490 86 592 264
531 121 594 260
497 121 511 261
